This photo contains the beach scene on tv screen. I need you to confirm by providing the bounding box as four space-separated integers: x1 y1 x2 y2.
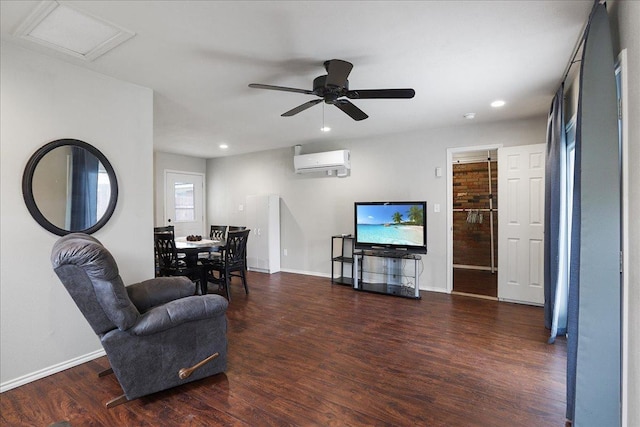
356 204 425 246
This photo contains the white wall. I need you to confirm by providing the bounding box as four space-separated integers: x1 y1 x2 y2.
207 117 546 292
0 43 154 390
609 1 640 425
153 151 207 226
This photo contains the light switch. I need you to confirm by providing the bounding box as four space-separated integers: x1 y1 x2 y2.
434 203 441 213
238 204 244 211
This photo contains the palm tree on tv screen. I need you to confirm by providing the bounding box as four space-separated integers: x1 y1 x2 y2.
392 212 403 224
408 206 424 225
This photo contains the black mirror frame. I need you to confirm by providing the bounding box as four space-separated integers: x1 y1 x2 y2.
22 138 119 236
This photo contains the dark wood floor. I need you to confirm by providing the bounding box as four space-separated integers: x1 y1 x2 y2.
1 272 567 426
453 268 498 298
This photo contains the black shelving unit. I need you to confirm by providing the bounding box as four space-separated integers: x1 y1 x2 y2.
331 235 357 286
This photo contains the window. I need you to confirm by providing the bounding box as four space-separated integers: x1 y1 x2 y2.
96 163 110 220
174 182 195 221
565 119 576 274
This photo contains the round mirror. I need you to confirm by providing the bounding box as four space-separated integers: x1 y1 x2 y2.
22 139 118 236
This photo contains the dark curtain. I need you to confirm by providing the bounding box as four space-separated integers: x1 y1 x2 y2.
567 3 621 424
543 84 567 343
69 147 99 231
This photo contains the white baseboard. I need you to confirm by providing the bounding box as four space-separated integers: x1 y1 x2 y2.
0 348 105 393
452 291 498 301
279 268 330 278
420 285 448 294
498 297 543 307
453 264 497 271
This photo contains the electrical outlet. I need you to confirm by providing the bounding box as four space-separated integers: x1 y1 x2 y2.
434 203 441 213
283 249 288 256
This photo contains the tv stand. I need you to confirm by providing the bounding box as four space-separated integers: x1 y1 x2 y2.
353 250 421 299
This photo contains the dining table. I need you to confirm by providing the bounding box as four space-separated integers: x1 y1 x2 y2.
175 237 225 294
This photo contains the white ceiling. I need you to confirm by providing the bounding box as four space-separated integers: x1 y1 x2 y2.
1 1 593 158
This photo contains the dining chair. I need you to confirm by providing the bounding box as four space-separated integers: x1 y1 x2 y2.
205 229 250 301
154 226 178 273
154 232 202 292
227 226 248 268
154 225 175 236
210 225 228 240
198 225 228 263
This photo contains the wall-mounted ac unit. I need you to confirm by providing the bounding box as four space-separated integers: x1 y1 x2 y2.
294 149 351 176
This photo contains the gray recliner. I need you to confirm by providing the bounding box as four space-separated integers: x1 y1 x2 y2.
51 233 228 407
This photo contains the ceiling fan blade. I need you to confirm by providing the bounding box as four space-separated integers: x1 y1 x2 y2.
281 99 323 117
334 99 368 121
346 88 415 99
324 59 353 88
249 83 314 95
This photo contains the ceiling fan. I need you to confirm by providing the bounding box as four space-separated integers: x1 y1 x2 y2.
248 59 415 121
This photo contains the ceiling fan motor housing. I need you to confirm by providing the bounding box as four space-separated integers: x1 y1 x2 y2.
313 75 348 104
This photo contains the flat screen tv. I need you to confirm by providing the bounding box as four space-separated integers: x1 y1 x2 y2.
354 201 427 254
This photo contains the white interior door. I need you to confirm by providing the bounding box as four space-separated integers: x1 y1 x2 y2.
498 144 545 305
164 171 204 237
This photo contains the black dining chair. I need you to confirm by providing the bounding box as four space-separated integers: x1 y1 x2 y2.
198 225 228 262
227 226 248 268
155 225 187 254
154 226 174 274
205 229 250 301
154 232 202 294
154 226 184 273
210 225 228 240
154 225 175 236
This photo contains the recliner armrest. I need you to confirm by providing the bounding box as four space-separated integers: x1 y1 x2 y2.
127 294 228 336
126 276 195 313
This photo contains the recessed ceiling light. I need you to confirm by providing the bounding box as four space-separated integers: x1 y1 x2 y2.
14 1 135 62
463 113 476 119
491 100 506 108
320 126 331 132
219 144 228 149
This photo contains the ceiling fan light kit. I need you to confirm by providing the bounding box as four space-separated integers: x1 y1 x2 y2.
249 59 415 121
